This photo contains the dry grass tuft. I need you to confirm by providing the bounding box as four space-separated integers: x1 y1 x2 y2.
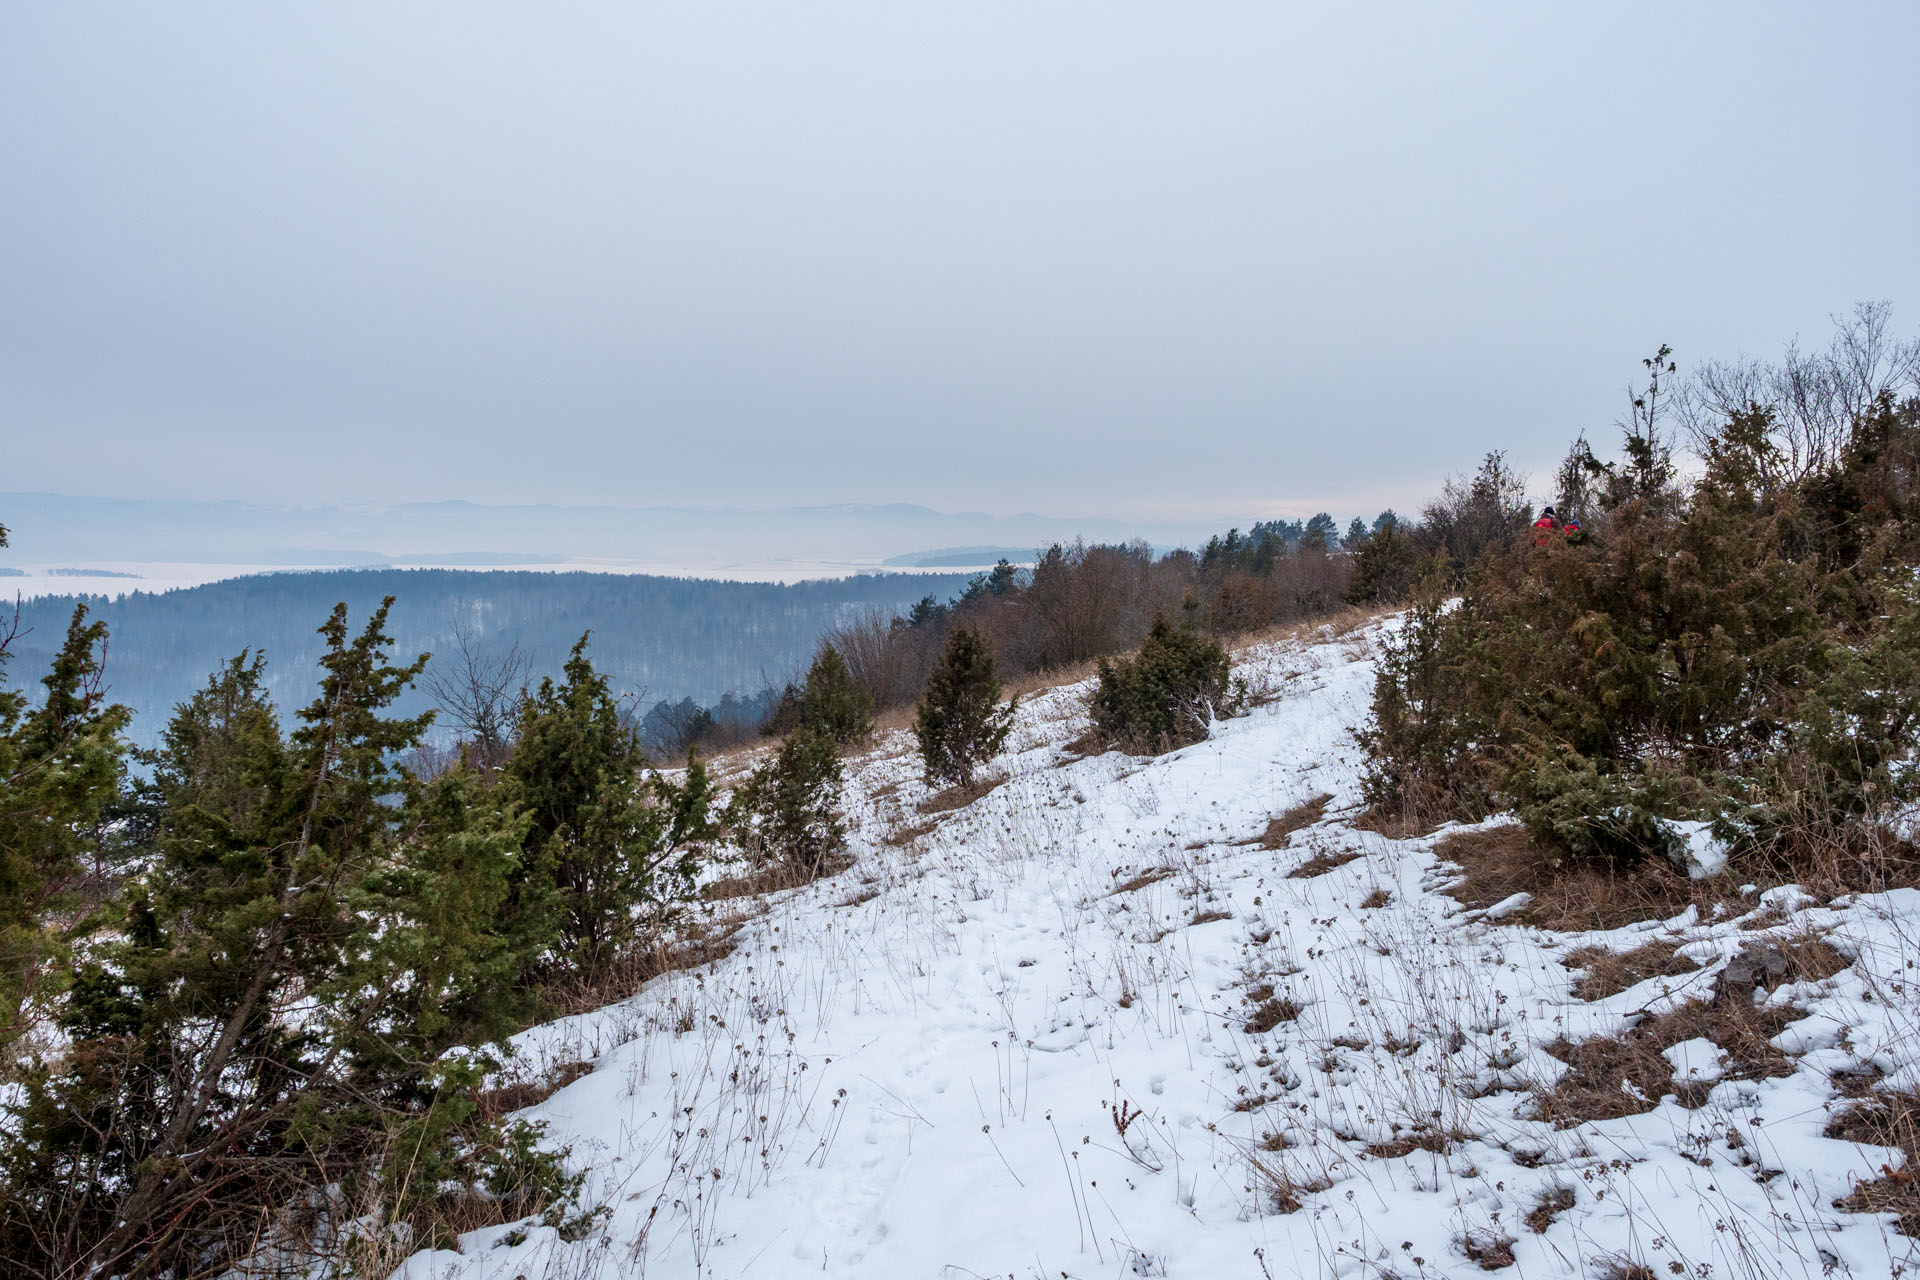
1244 996 1303 1034
544 919 747 1018
880 816 942 848
1728 820 1920 898
1461 1230 1518 1270
1358 887 1391 910
1058 726 1111 760
1351 803 1453 841
1109 866 1176 895
915 771 1009 815
1190 909 1233 926
1828 1089 1920 1236
1563 940 1702 1002
1287 843 1363 880
1363 1128 1463 1160
1247 1156 1331 1214
1254 794 1333 849
1532 998 1799 1127
1524 1185 1576 1234
475 1060 596 1121
1001 656 1106 703
1434 824 1739 933
1591 1260 1658 1280
702 851 855 903
1774 931 1851 983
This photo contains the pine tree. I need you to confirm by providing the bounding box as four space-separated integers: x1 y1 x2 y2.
738 727 844 875
797 643 873 746
761 681 803 736
0 605 128 1062
1342 519 1423 606
0 600 581 1275
915 628 1015 788
510 634 715 973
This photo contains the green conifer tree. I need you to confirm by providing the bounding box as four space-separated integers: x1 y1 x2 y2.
510 634 716 974
0 605 128 1061
0 600 579 1275
914 628 1016 788
1342 519 1423 606
797 643 873 746
1088 616 1233 753
739 726 844 875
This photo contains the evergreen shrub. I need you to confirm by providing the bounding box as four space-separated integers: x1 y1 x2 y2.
1088 617 1234 754
737 727 845 876
915 628 1016 788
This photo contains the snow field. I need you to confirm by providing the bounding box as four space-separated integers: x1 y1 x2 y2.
396 619 1920 1280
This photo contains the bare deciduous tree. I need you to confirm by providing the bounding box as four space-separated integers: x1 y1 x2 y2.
1682 301 1920 481
421 618 528 769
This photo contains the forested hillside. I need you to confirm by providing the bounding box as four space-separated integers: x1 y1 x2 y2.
6 569 970 743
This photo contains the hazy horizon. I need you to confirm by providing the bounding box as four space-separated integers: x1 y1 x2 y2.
6 4 1917 524
0 488 1251 596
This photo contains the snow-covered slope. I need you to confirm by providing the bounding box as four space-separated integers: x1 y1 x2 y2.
398 619 1920 1279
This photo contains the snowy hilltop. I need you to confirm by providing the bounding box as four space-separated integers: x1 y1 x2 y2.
395 617 1920 1280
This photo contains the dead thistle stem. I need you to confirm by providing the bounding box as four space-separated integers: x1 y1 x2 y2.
1047 1114 1095 1259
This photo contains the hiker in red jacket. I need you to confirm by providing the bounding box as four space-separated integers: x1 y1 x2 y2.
1532 505 1560 546
1562 515 1585 545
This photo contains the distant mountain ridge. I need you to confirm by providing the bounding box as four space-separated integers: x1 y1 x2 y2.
0 492 1223 570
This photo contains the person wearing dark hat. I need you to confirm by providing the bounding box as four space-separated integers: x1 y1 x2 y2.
1532 504 1560 546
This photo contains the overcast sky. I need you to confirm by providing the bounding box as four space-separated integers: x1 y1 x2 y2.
4 2 1917 523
